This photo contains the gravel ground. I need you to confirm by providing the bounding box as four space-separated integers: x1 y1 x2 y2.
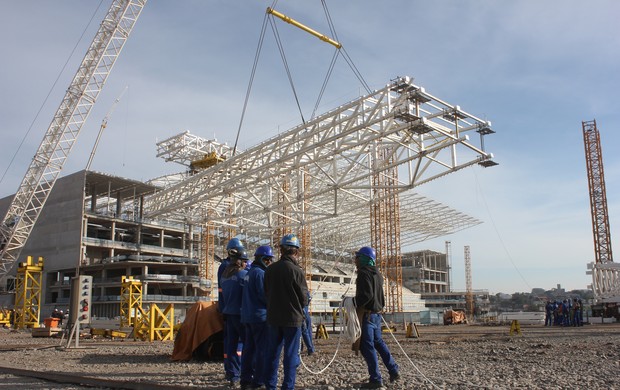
0 323 619 389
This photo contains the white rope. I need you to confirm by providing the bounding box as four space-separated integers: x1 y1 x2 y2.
380 314 440 389
299 299 346 375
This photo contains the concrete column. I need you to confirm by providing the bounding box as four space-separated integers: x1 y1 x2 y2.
90 184 97 212
187 225 193 258
116 191 122 217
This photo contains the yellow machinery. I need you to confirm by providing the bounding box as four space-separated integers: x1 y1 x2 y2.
120 276 143 328
190 151 226 171
0 308 13 327
119 276 175 341
133 304 175 342
14 256 43 329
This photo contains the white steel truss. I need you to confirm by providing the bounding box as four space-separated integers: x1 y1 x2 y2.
0 0 146 279
156 131 235 167
587 262 620 303
146 76 495 253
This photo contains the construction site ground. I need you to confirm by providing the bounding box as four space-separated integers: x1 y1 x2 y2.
0 322 619 389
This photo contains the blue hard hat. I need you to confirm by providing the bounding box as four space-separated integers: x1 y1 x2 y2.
280 234 300 248
226 238 244 251
355 246 376 261
254 245 274 258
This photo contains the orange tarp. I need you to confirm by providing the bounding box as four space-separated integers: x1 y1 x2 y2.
171 301 224 361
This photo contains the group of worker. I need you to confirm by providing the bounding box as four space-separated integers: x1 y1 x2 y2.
217 234 399 390
51 308 67 325
544 298 584 327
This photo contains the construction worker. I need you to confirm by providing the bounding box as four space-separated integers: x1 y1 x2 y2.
264 234 309 390
353 246 400 389
220 245 249 389
545 300 553 326
219 238 246 311
240 245 274 389
219 238 246 384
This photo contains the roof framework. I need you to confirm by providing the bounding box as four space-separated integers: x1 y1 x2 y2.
146 76 495 253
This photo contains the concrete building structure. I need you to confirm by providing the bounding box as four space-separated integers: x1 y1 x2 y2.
402 249 490 315
0 170 204 318
0 170 429 318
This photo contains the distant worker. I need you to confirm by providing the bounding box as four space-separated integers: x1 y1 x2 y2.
573 298 582 327
353 246 400 389
220 240 249 389
240 245 274 389
545 300 553 327
264 234 309 390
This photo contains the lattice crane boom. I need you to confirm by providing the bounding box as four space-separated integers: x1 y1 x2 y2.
583 120 620 302
582 120 613 265
0 0 146 281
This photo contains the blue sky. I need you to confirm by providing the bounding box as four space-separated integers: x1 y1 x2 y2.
1 1 619 294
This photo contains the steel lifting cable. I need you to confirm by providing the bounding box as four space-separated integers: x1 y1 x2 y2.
0 0 105 185
232 9 270 157
321 0 371 95
310 49 340 120
267 14 306 125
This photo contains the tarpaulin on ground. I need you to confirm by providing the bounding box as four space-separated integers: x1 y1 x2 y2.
443 309 467 325
171 301 224 361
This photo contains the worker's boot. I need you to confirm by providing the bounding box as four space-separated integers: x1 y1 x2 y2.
360 380 385 389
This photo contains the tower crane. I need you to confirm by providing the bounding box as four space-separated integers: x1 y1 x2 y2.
86 86 129 171
0 0 146 287
583 120 620 314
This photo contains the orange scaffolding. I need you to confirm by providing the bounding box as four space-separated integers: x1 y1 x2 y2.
371 146 403 313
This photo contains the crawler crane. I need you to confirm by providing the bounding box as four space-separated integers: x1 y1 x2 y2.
0 1 146 289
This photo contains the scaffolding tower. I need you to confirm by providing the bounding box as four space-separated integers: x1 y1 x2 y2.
371 145 403 313
120 276 143 328
445 241 453 292
464 246 474 318
14 256 43 329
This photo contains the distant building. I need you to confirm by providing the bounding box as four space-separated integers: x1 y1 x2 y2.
402 249 490 315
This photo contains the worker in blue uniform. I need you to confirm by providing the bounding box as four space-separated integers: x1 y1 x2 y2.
353 246 400 389
219 238 245 312
240 245 274 389
300 292 315 356
264 234 309 390
219 238 246 383
220 245 249 389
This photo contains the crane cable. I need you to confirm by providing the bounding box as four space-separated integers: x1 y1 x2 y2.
267 14 306 125
232 6 270 157
233 0 371 156
320 0 371 95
